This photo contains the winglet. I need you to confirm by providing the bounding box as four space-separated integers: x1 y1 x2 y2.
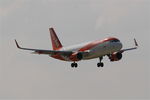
134 38 138 47
15 39 21 49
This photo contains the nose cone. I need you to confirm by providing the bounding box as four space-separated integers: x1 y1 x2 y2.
119 42 123 50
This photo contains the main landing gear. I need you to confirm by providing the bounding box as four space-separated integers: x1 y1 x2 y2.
71 62 78 68
97 57 104 67
71 57 104 68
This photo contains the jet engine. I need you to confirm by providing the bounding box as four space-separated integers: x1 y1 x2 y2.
109 52 122 61
70 52 83 61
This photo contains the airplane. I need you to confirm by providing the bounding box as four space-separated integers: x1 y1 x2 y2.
15 28 138 68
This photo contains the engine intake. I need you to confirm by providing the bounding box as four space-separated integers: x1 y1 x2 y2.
76 52 83 60
109 52 122 61
70 52 83 61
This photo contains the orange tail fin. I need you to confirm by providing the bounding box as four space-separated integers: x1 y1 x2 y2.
49 28 63 50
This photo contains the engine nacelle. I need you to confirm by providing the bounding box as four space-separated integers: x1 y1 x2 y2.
109 52 122 61
70 52 83 61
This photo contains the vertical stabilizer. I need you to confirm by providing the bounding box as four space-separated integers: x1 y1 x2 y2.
49 28 63 50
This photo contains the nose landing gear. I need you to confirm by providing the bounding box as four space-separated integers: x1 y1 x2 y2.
97 57 104 67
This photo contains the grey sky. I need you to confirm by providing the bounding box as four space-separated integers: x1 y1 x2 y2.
0 0 150 99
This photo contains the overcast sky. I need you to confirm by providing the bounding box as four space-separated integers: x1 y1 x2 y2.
0 0 150 100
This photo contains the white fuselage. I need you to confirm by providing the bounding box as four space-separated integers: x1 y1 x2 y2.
60 38 123 60
84 41 122 59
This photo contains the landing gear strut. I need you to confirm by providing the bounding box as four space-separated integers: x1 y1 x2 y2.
71 62 78 68
97 57 104 67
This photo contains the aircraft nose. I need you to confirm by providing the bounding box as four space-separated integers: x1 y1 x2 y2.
119 42 123 49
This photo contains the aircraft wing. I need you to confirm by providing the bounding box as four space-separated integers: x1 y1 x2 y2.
120 38 138 53
15 40 72 55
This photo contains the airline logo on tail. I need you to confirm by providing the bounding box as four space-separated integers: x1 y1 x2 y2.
49 28 62 50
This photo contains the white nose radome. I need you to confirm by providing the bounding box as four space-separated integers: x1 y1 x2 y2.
118 42 123 50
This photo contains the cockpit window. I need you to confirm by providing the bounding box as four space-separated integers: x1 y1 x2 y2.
110 39 120 42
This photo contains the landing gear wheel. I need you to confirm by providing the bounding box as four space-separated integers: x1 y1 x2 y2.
97 62 104 67
97 57 104 67
97 63 101 67
71 63 75 68
74 63 78 68
71 62 78 68
100 62 104 67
